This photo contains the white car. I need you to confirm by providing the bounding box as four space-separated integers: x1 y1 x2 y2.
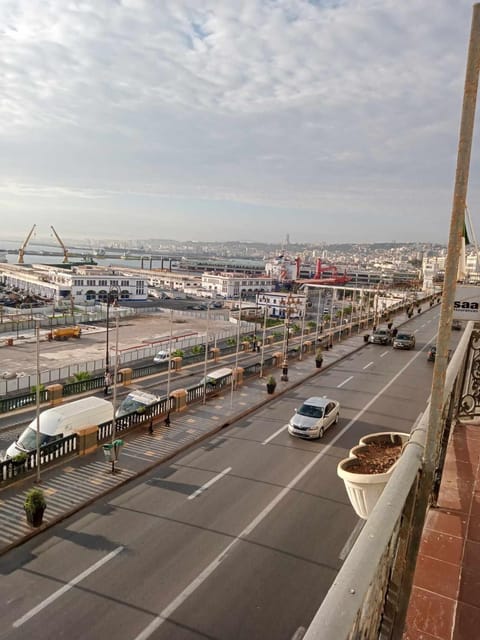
153 350 170 363
288 396 340 439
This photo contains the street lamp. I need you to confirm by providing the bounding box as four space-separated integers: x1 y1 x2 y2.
202 302 213 405
35 318 41 483
110 305 120 473
281 293 296 382
105 285 120 376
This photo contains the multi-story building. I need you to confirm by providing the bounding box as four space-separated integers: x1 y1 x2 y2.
201 272 273 298
0 263 148 305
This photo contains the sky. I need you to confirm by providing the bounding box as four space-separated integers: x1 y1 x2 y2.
1 0 480 246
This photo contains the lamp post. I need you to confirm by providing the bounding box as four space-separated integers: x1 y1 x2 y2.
166 309 173 402
281 293 295 382
105 286 120 379
259 304 268 378
110 305 120 474
230 298 242 408
35 318 41 483
202 302 212 405
298 288 308 361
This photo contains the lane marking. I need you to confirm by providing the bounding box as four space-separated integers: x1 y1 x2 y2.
262 424 288 445
380 351 389 358
363 362 373 370
132 346 430 640
337 376 353 389
13 546 124 628
339 520 365 561
188 467 232 500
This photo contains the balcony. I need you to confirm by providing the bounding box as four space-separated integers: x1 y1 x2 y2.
302 322 480 640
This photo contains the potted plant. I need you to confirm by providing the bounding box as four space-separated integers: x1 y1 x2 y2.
315 347 323 369
337 432 409 519
266 375 277 394
24 488 47 527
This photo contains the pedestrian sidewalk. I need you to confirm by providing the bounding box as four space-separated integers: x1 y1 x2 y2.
0 334 366 555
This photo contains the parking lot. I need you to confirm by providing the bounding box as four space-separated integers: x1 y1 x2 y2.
0 310 235 378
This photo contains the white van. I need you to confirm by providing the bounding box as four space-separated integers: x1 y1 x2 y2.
200 367 233 388
116 390 161 418
5 397 113 459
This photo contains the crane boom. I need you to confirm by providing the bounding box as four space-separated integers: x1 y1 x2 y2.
50 225 69 263
18 224 36 264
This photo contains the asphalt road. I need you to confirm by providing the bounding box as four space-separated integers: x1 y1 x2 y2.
0 309 445 640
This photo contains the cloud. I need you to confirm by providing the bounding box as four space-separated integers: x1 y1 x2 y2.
0 0 478 243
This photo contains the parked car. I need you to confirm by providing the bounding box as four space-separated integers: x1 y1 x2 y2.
288 396 340 439
153 350 170 363
369 328 392 345
427 345 452 362
393 332 416 350
452 320 462 331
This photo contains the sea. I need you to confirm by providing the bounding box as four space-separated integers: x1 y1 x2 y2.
0 239 174 270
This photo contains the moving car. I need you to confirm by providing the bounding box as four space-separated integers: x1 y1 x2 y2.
427 346 436 362
288 396 340 439
452 320 462 331
393 332 416 350
369 328 392 345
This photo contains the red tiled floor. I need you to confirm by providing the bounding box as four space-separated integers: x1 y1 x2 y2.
467 513 480 542
452 601 480 640
420 528 464 566
404 420 480 640
457 540 480 608
425 508 468 538
405 587 456 639
412 554 460 600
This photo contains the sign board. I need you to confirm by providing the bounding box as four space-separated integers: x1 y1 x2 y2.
453 284 480 321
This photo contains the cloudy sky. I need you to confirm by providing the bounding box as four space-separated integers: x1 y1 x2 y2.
1 0 480 245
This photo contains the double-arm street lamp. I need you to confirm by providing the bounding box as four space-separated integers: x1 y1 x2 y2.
105 285 121 376
281 292 297 382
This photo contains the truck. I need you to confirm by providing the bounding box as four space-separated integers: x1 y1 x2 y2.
48 326 82 341
5 397 113 459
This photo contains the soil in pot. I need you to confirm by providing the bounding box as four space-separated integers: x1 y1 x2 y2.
347 442 403 474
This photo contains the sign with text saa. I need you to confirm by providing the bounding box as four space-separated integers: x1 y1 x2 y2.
454 285 480 320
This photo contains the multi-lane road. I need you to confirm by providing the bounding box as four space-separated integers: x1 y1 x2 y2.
0 308 451 640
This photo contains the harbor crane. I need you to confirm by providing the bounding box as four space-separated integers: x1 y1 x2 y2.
50 225 69 263
17 224 36 264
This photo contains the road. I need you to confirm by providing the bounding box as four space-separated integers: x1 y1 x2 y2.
0 309 446 640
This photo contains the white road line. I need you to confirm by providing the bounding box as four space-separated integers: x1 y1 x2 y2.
339 519 364 561
363 362 373 370
262 424 289 444
380 350 389 358
12 546 124 628
188 467 232 500
337 376 353 388
132 348 427 640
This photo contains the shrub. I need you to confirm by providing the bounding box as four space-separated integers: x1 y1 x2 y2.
24 488 46 512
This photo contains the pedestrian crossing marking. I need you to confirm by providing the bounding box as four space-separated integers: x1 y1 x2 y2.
43 488 57 496
187 418 196 423
64 466 75 473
